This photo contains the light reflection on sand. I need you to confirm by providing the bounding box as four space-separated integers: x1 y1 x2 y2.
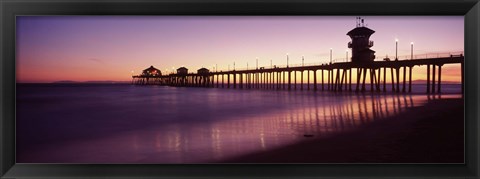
18 87 460 163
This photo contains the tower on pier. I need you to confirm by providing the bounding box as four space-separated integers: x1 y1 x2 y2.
347 17 376 63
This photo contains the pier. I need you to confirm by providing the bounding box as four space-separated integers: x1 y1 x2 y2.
132 53 463 94
132 17 464 94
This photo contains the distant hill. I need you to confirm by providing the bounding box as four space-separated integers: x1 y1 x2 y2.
83 80 130 84
52 80 78 83
52 80 130 84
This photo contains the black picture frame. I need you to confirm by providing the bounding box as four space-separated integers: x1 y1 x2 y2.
1 0 479 178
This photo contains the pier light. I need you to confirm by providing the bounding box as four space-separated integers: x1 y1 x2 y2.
302 55 304 66
330 48 333 64
286 53 289 67
395 39 398 61
411 42 414 60
256 57 258 69
346 50 349 62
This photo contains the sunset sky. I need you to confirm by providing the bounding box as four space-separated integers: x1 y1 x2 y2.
16 16 463 83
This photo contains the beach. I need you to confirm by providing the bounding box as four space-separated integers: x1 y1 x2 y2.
16 84 463 163
223 97 464 163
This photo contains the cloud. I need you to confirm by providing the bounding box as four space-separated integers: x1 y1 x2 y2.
87 58 104 64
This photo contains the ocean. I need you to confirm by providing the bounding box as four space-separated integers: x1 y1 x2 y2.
16 83 462 163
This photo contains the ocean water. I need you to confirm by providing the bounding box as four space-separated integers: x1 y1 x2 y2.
16 83 462 163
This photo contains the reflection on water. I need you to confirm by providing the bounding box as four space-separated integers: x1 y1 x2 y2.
16 84 461 163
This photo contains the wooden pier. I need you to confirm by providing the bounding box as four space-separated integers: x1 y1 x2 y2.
132 54 463 94
133 19 463 94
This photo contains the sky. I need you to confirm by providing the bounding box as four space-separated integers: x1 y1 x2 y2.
16 16 464 83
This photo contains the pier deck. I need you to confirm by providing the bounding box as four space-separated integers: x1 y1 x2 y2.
133 55 464 94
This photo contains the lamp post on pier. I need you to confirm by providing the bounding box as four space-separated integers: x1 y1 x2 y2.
346 50 348 62
302 55 304 66
330 48 332 64
286 53 289 67
395 38 398 61
411 42 414 60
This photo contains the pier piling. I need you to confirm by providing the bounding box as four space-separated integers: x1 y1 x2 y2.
133 55 463 95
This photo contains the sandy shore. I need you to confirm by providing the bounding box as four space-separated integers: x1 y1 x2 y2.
223 97 464 163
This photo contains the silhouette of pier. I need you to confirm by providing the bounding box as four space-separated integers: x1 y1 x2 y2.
132 17 464 94
132 53 463 94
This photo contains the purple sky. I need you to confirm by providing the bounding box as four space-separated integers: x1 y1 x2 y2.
16 16 463 82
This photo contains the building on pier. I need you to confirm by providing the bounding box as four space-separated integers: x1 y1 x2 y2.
196 68 211 87
132 65 163 85
131 17 463 94
142 65 162 76
174 67 189 86
197 68 210 75
347 17 376 63
177 67 188 75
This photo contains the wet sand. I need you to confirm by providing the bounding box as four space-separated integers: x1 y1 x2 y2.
223 98 464 163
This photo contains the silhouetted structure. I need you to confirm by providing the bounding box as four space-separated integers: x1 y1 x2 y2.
143 65 162 76
132 65 163 85
347 17 375 63
177 67 188 75
196 68 211 87
171 67 188 86
132 18 464 94
197 68 209 75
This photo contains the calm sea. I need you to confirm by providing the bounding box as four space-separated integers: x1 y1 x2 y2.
16 83 462 163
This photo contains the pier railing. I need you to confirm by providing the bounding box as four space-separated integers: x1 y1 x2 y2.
331 51 464 63
211 51 464 72
133 51 464 94
373 51 464 61
231 62 328 71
